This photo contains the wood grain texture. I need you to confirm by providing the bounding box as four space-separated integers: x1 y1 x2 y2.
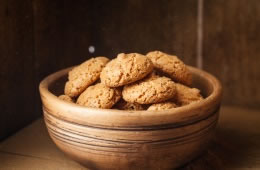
203 0 260 107
33 0 64 117
33 0 198 67
32 0 95 116
0 119 84 170
87 0 198 65
1 106 260 169
33 0 93 77
0 0 37 140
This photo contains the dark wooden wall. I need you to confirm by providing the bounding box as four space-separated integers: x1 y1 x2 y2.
203 0 260 107
0 0 37 141
0 0 259 140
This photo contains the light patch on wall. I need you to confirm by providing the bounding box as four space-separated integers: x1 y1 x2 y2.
88 46 95 53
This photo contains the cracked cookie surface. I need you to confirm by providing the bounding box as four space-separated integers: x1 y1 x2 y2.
147 101 177 111
122 75 176 104
100 53 153 87
64 57 109 97
113 99 144 110
146 51 192 86
76 83 121 109
173 83 203 106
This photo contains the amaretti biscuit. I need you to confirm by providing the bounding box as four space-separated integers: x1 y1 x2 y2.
76 83 121 109
122 75 176 104
100 53 153 87
146 51 192 86
147 102 177 111
174 83 203 106
113 99 144 111
58 95 74 103
65 57 109 97
61 50 204 110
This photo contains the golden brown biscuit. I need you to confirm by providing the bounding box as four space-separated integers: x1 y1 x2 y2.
122 75 176 104
146 51 192 86
100 53 153 87
147 102 177 111
76 83 121 109
64 57 109 97
113 99 144 111
58 95 74 103
173 83 203 106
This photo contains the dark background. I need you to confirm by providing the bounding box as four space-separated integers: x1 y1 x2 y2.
0 0 260 140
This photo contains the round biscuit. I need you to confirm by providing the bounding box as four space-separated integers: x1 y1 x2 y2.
64 57 109 97
173 83 203 106
58 95 74 103
76 83 121 109
113 99 144 111
122 76 176 104
100 53 153 87
147 102 177 111
146 51 192 86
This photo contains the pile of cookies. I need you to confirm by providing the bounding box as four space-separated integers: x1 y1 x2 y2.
58 51 203 111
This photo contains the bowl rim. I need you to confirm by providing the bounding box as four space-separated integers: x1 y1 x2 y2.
39 66 222 129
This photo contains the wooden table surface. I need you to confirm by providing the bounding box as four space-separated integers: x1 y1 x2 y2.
0 106 260 170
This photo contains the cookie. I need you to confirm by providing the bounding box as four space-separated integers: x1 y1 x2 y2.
64 57 109 97
100 53 153 87
147 102 177 111
122 75 176 104
173 83 203 106
146 51 192 86
76 83 121 109
113 99 144 111
58 95 74 103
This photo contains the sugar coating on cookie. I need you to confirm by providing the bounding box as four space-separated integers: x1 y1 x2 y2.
147 102 177 111
122 75 176 104
64 57 109 97
173 83 203 106
58 95 74 103
100 53 153 87
76 83 121 109
146 51 192 86
113 99 144 111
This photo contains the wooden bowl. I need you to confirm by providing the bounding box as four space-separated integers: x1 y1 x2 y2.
39 66 222 170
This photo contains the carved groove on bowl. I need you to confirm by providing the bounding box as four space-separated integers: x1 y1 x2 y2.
43 107 219 155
